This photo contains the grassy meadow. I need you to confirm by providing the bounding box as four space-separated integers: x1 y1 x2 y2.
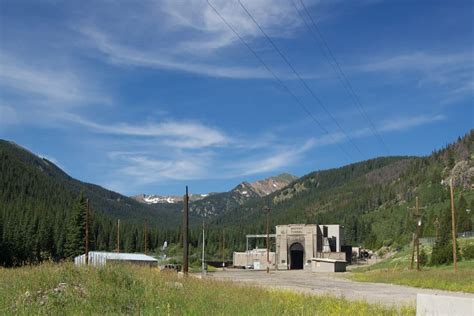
0 262 414 315
348 238 474 293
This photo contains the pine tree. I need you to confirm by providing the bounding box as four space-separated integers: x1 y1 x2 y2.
431 206 460 265
64 194 87 259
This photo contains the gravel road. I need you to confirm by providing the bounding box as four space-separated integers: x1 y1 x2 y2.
207 269 474 307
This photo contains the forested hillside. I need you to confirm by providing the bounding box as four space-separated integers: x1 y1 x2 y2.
0 140 185 266
211 131 473 252
1 131 472 267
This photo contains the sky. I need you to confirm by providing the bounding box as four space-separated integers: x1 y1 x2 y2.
0 0 472 196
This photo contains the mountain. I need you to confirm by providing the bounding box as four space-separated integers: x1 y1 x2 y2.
131 193 211 204
237 173 299 197
189 173 298 217
210 131 474 252
0 140 183 226
0 139 192 265
1 131 472 266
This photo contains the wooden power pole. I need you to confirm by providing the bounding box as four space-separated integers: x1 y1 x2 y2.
410 233 416 270
264 206 271 273
116 219 120 253
144 220 147 255
183 186 189 275
85 198 90 265
408 196 425 270
222 229 225 270
201 220 205 276
450 178 457 272
433 217 440 242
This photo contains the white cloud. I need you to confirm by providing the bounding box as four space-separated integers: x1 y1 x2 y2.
232 138 316 176
63 113 230 149
77 0 314 78
380 114 445 132
354 51 474 88
0 55 108 106
80 27 270 79
356 52 471 73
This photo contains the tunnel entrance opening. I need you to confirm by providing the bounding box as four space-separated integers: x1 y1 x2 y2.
289 243 304 269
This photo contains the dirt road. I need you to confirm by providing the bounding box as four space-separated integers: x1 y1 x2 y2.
207 269 474 307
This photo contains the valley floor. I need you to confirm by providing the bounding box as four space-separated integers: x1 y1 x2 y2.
208 269 474 307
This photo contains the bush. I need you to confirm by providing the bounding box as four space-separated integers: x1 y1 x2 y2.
431 242 461 266
431 243 453 265
418 247 428 266
462 244 474 260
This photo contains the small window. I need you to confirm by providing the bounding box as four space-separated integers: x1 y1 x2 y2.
307 260 311 263
282 260 286 263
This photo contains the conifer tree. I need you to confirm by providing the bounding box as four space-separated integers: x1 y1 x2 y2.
64 194 87 259
431 206 460 265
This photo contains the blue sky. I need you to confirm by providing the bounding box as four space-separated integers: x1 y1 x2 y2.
0 0 472 196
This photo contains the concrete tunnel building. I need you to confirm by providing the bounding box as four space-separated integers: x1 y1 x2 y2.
234 224 346 270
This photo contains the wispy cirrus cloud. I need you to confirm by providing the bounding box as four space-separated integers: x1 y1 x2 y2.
0 55 109 106
80 27 270 79
62 113 231 149
356 52 472 73
77 0 317 79
106 138 315 191
380 114 445 132
354 51 474 89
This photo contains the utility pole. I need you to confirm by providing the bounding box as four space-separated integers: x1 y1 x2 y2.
85 198 90 265
183 186 189 275
450 178 457 272
264 206 271 273
222 228 225 270
408 196 425 270
433 217 440 242
415 197 421 271
144 220 147 255
201 220 205 276
116 219 120 253
410 233 416 270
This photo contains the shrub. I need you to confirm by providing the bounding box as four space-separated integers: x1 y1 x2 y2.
462 244 474 260
418 247 428 266
431 242 461 266
431 243 453 265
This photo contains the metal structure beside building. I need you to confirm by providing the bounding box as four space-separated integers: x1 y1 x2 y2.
74 251 158 267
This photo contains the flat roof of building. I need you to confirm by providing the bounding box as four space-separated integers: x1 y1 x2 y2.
82 252 158 262
311 258 346 263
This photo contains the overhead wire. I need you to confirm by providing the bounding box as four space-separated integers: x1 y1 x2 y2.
296 0 391 155
237 0 367 160
206 0 354 162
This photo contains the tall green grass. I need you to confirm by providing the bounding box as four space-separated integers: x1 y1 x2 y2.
348 238 474 293
0 263 414 315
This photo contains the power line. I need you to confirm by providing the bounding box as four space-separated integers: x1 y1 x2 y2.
296 0 391 155
206 0 354 162
238 0 367 160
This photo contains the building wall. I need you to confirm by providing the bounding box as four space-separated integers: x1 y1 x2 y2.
275 224 344 270
276 224 318 270
317 252 346 261
233 250 275 270
318 225 343 252
311 260 346 272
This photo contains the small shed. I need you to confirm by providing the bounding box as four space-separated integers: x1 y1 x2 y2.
311 258 346 272
74 252 158 267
